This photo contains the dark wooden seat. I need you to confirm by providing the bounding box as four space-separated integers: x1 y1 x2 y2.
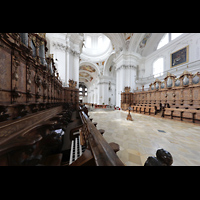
42 153 63 166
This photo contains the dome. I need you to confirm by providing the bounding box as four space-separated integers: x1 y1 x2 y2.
81 33 112 62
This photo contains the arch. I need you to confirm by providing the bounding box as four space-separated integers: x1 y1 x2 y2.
157 33 169 49
80 61 100 75
79 71 94 82
128 33 145 53
128 33 166 56
103 33 126 51
103 52 116 76
79 77 91 82
79 69 94 77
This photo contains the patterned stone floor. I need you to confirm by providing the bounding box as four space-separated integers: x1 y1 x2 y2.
88 109 200 166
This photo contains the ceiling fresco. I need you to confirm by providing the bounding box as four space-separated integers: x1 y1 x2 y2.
79 65 96 73
79 72 93 82
139 33 152 49
124 33 134 41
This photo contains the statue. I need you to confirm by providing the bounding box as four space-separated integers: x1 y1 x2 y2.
124 86 131 93
144 148 173 166
126 104 133 121
68 79 77 88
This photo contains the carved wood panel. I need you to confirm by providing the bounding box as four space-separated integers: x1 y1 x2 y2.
155 91 160 103
183 88 190 105
0 48 11 91
175 89 181 104
0 48 11 104
193 87 200 105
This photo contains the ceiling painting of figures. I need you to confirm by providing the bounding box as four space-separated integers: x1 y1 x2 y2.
79 65 96 73
79 72 93 82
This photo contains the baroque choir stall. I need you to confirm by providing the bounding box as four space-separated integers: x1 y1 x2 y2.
0 33 124 166
121 71 200 124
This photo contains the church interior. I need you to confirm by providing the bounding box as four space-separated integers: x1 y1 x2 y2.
0 33 200 166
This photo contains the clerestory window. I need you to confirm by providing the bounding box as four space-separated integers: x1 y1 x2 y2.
157 33 183 50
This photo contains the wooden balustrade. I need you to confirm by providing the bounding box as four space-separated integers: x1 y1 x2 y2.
80 111 124 166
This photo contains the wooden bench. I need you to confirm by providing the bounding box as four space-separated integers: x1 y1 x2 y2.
143 106 152 115
132 104 157 115
163 107 200 123
133 106 142 113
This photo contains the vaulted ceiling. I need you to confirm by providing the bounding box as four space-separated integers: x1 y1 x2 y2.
46 33 166 87
103 33 159 56
79 33 160 87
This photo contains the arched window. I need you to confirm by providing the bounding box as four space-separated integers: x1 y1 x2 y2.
157 33 169 49
157 33 183 50
98 36 103 47
86 36 91 48
153 57 164 78
171 33 183 40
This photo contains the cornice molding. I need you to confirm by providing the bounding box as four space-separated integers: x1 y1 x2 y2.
52 41 80 57
116 65 137 71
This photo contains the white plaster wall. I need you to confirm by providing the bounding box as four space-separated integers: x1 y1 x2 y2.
143 33 200 79
136 33 200 90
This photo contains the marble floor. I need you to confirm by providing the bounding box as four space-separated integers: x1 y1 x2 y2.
88 108 200 166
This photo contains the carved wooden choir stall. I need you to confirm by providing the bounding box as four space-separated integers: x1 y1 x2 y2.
0 33 124 166
121 71 200 123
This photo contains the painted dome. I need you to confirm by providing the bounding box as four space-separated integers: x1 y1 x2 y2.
81 33 112 62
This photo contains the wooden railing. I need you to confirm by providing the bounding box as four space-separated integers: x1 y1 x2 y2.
79 110 124 166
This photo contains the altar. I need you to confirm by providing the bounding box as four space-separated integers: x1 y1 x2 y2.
95 104 108 109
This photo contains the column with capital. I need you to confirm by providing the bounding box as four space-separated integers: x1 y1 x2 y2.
73 51 80 89
115 66 124 107
65 46 73 86
115 65 137 107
